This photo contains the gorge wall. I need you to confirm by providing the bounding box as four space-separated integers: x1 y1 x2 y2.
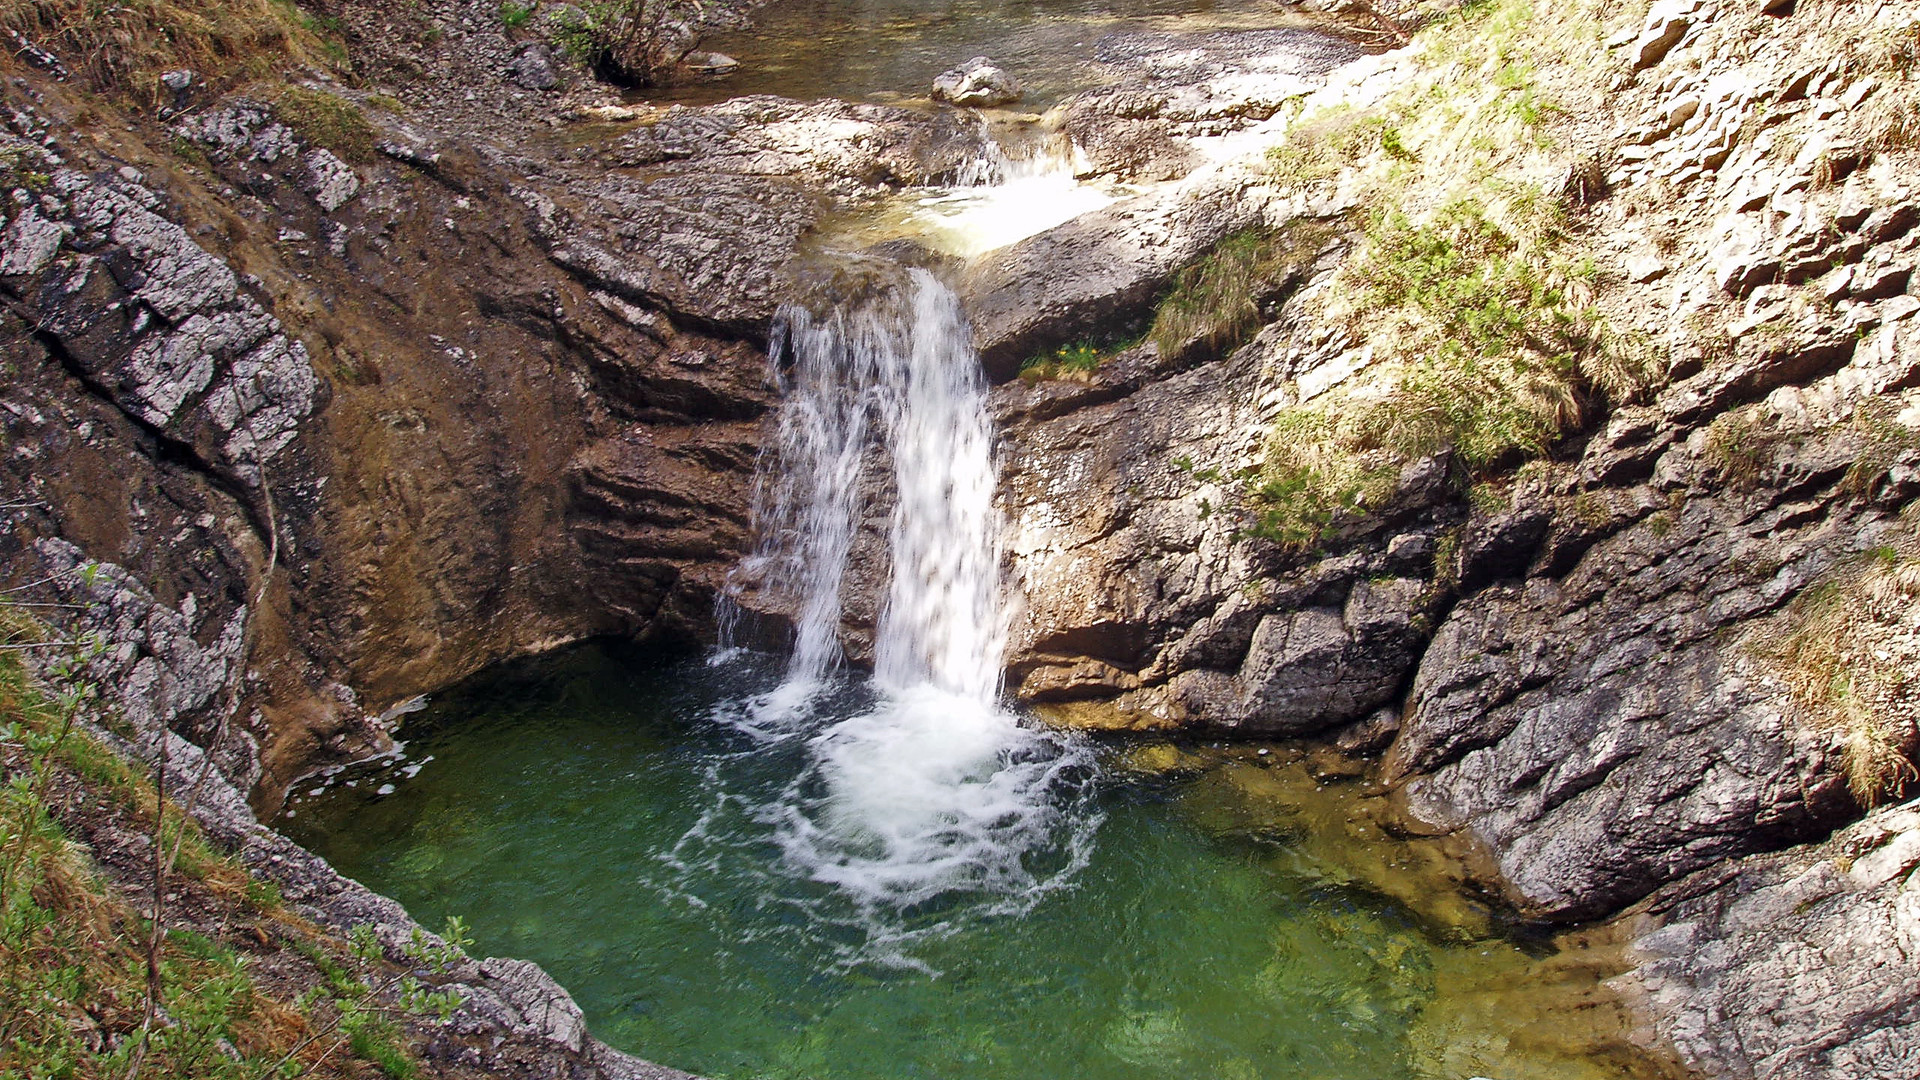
4 0 1920 1076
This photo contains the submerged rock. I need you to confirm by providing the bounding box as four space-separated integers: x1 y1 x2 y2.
932 56 1022 107
681 50 739 76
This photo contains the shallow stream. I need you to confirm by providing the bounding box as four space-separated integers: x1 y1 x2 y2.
648 0 1336 108
285 643 1663 1080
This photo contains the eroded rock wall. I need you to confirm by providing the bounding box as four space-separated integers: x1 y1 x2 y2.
992 1 1920 1074
0 73 787 806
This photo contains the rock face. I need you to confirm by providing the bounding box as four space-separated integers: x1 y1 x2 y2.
1616 798 1920 1079
986 0 1920 1075
993 293 1447 740
931 56 1022 107
0 69 804 806
535 96 995 333
8 0 1920 1075
1059 29 1364 181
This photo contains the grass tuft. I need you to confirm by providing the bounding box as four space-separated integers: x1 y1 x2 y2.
1150 221 1341 363
1019 341 1104 382
268 85 378 163
1749 533 1920 808
0 0 331 106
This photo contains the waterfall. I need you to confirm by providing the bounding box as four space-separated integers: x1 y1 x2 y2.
709 269 1096 967
910 136 1121 258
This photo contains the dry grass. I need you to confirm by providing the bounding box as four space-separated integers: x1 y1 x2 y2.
1150 221 1342 363
1231 0 1657 547
268 84 378 162
1751 535 1920 808
0 0 327 104
1703 407 1781 486
0 632 395 1079
1841 397 1920 498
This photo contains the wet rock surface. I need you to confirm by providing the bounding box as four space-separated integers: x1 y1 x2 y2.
932 56 1022 107
530 95 995 332
1061 28 1364 181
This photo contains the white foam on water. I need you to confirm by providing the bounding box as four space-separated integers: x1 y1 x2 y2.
909 141 1124 257
706 269 1100 968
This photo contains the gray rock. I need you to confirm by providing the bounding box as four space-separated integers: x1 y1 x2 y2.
931 56 1022 107
681 50 738 76
0 206 69 276
962 176 1274 379
1331 706 1403 755
1060 29 1363 182
534 96 994 332
11 166 317 487
298 148 360 211
474 958 588 1052
508 41 562 91
1616 798 1920 1079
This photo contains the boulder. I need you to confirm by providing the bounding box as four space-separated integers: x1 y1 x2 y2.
932 56 1022 107
508 41 562 91
681 50 738 76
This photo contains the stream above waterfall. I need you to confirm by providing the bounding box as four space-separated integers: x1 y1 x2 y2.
283 641 1667 1080
645 0 1346 109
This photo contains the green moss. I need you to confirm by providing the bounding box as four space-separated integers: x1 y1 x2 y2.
270 86 378 163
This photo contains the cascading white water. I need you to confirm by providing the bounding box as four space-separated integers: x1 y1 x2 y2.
711 269 1096 966
909 138 1124 258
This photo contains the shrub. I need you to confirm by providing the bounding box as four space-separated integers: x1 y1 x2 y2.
551 0 701 86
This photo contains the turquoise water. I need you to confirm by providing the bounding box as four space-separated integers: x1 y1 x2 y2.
283 642 1660 1080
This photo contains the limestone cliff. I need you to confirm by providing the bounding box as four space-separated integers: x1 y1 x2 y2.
979 0 1920 1074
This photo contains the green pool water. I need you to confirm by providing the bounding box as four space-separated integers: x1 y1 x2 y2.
282 642 1664 1080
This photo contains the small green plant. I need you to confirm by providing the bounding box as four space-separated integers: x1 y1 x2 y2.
1019 341 1104 381
1431 526 1464 590
500 1 538 30
1242 409 1398 551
